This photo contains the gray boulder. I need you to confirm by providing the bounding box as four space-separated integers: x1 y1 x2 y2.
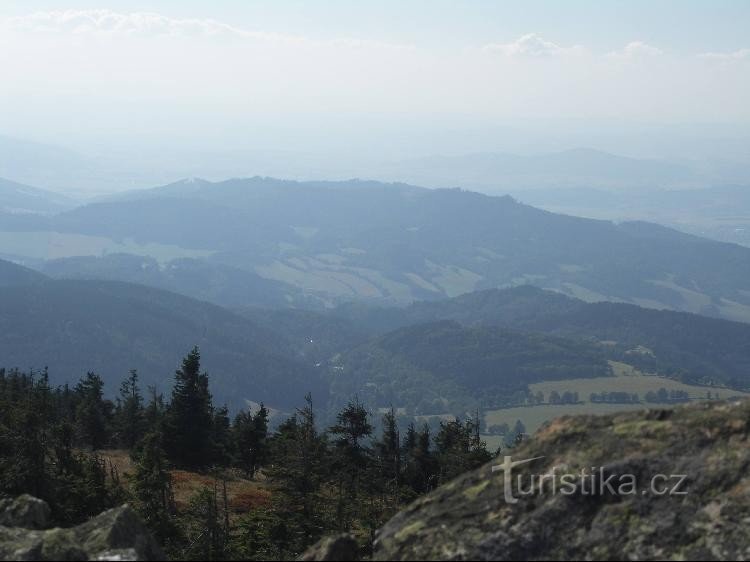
0 496 164 561
0 494 52 529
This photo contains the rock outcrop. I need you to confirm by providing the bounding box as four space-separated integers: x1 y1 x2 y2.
0 495 164 561
373 400 750 561
299 533 359 561
0 495 52 530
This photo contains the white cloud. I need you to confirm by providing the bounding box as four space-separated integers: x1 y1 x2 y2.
699 48 750 62
0 10 748 140
482 33 585 57
0 9 413 51
607 41 664 59
0 9 292 40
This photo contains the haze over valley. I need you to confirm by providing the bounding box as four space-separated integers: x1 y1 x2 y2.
1 2 750 560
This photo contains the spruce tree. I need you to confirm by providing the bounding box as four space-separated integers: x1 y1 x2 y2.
435 416 492 483
374 407 401 487
115 370 145 449
211 405 232 468
164 347 214 469
402 423 437 495
233 404 269 478
131 430 176 542
145 386 166 430
74 372 110 450
180 486 228 561
329 397 373 529
266 394 328 556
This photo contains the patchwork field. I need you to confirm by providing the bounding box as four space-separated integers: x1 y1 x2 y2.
0 230 212 263
482 361 750 441
530 361 726 400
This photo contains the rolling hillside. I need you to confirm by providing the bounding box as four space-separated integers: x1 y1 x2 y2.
5 177 750 321
327 285 750 390
0 278 324 410
41 253 304 310
3 255 750 420
0 257 48 287
325 319 611 415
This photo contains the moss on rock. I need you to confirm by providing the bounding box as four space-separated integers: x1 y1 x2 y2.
373 400 750 561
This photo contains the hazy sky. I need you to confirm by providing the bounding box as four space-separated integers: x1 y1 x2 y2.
1 1 749 157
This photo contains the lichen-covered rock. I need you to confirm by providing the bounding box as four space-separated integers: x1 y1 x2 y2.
0 494 52 529
374 400 750 561
0 498 164 561
299 533 359 561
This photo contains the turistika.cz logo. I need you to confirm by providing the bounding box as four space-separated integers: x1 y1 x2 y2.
491 456 688 504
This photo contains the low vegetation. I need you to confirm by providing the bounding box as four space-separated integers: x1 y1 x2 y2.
0 348 494 559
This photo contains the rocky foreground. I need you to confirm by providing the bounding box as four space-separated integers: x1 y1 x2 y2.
0 494 163 561
369 400 750 561
3 400 749 561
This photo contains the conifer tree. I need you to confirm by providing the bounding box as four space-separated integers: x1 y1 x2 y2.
180 486 228 561
145 386 167 430
164 347 214 468
211 405 233 468
74 372 111 451
233 404 269 478
435 416 492 483
115 370 145 449
131 430 176 542
402 423 437 495
374 407 401 487
266 394 328 556
329 397 373 529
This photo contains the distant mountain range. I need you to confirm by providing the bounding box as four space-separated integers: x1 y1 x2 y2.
372 148 706 191
2 134 749 193
512 184 750 247
3 176 746 322
0 177 77 215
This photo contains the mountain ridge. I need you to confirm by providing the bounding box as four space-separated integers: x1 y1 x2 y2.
11 176 749 321
0 275 324 410
0 177 77 215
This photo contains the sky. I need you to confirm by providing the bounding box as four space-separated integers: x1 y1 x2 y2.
1 1 749 159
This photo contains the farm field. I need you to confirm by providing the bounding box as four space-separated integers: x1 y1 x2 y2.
483 361 750 438
529 361 730 401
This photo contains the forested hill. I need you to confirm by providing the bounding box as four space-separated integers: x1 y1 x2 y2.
324 286 750 389
0 257 47 287
4 255 750 415
0 277 324 410
0 176 77 215
326 320 611 414
5 176 750 320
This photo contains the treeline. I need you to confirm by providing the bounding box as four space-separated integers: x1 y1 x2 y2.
0 367 131 525
644 388 690 404
0 348 494 560
588 388 692 404
590 391 640 404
